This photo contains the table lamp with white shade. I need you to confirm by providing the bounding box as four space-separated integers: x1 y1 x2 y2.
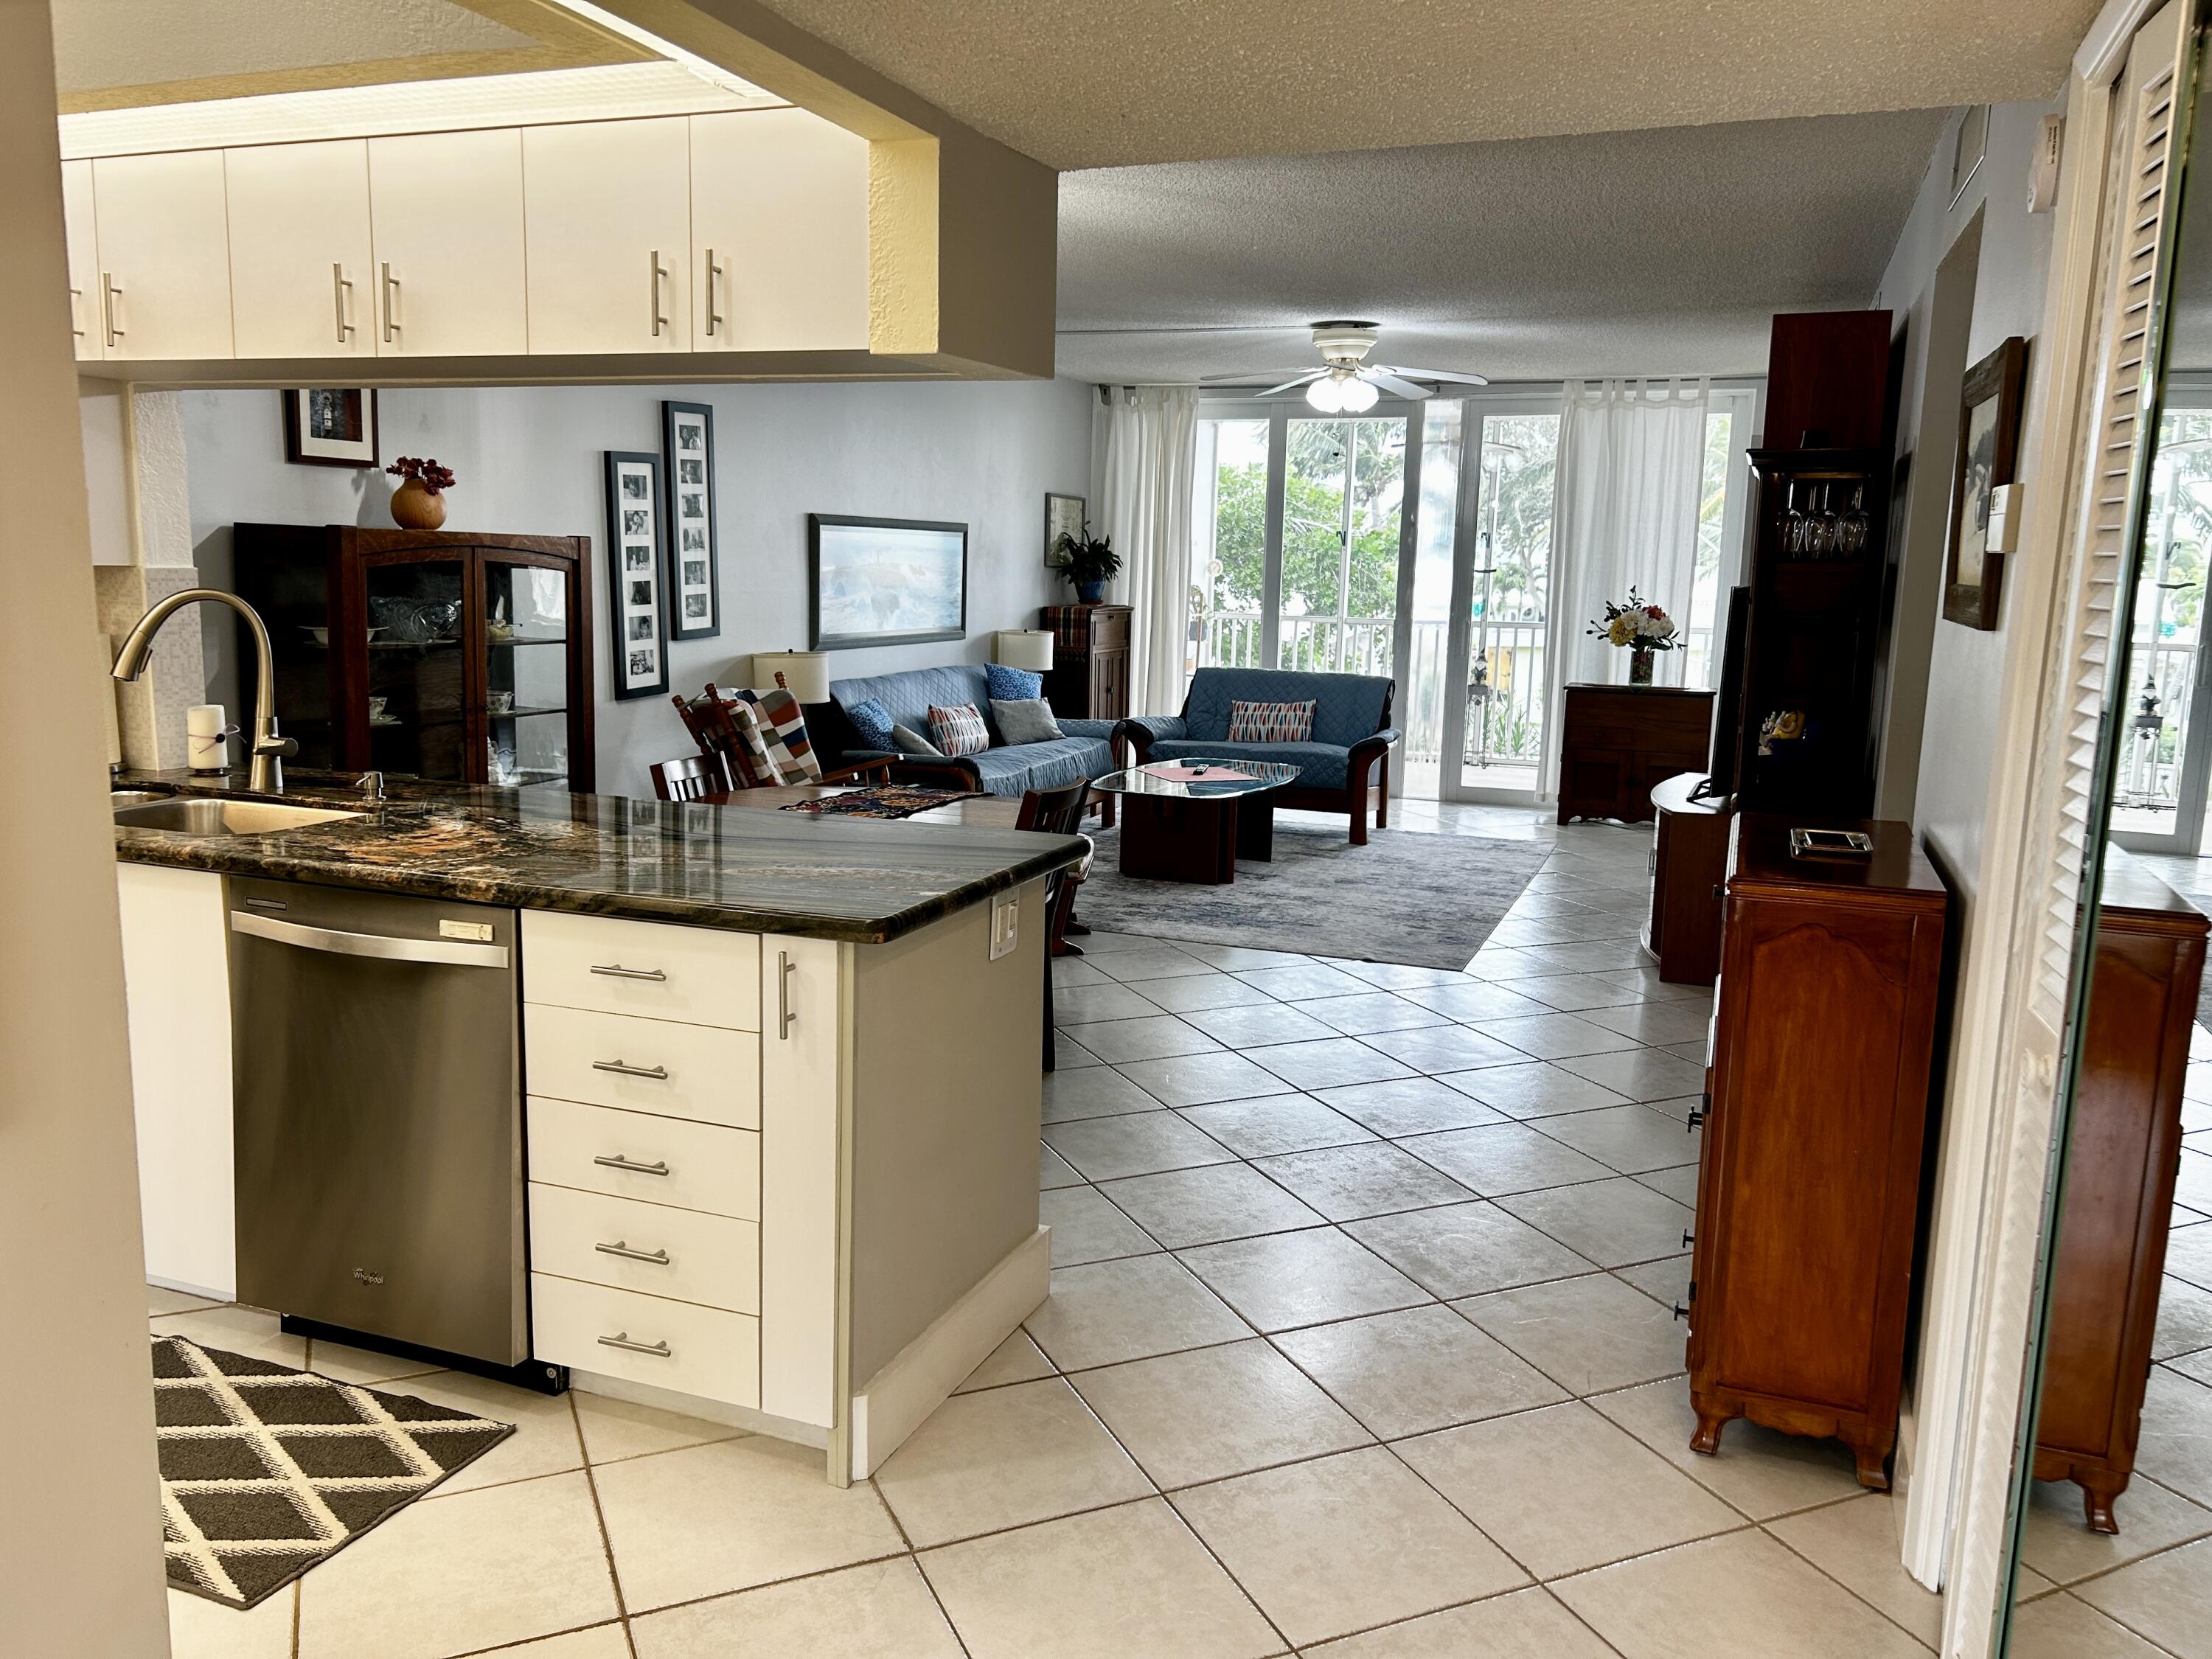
751 650 830 703
995 630 1056 673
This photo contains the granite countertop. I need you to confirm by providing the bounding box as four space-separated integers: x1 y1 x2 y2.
111 768 1085 943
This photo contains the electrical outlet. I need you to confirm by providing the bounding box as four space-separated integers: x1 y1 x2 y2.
990 891 1019 960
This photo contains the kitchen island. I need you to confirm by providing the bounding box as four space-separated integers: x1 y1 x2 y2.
113 768 1082 1486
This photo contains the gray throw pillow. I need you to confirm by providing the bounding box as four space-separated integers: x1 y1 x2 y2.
992 698 1065 745
889 723 942 756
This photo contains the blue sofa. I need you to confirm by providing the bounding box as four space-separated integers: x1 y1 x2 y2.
821 664 1122 809
1116 667 1401 844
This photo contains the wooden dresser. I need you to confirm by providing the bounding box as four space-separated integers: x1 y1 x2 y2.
1557 684 1714 825
1039 604 1132 723
1687 814 1949 1488
1646 772 1732 986
2034 847 2207 1531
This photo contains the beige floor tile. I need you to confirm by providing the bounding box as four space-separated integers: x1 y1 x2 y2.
1613 1255 1691 1308
1051 956 1113 987
1396 1123 1614 1197
1179 1227 1429 1332
631 1557 962 1658
1093 947 1223 983
401 1370 583 1498
1553 1047 1708 1102
573 1388 746 1465
1183 999 1341 1047
1042 1065 1164 1124
1314 1077 1506 1137
873 1377 1152 1547
1552 1528 1924 1659
490 1626 634 1658
1510 972 1658 1012
1495 1178 1694 1268
167 1583 293 1659
2017 1473 2212 1585
2008 1592 2170 1658
1472 1012 1644 1062
1248 1036 1418 1091
954 1328 1057 1394
2138 1366 2212 1509
1399 980 1554 1022
919 1498 1279 1659
295 1470 619 1659
1172 1446 1526 1648
1346 1200 1597 1300
1025 1253 1251 1371
1118 1049 1295 1107
1099 1161 1325 1248
1455 1274 1686 1394
1057 1035 1104 1068
2072 1533 2212 1658
2174 1350 2212 1388
1253 1143 1476 1220
1532 1103 1703 1175
1043 1111 1236 1180
149 1285 224 1318
1273 1304 1567 1438
1239 961 1376 1000
1040 1183 1161 1266
1040 1142 1083 1189
301 1338 445 1387
1589 1377 1863 1520
1292 991 1450 1036
1060 1014 1221 1064
1301 1585 1616 1658
1768 1492 1941 1646
150 1305 306 1369
2167 1222 2212 1291
1578 1001 1716 1047
591 1436 905 1612
1054 982 1163 1026
1133 970 1280 1012
1333 960 1470 990
1071 1338 1372 1487
1350 1023 1528 1076
1441 1062 1630 1120
1177 1094 1379 1158
2157 1277 2212 1361
1634 1164 1701 1206
1399 1401 1738 1578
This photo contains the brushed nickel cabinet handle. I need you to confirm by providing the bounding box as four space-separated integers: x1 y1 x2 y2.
592 1153 669 1176
597 1331 671 1357
594 1239 671 1265
380 262 400 344
333 262 355 342
69 286 85 338
592 1059 668 1079
588 963 667 981
777 950 797 1039
704 248 725 338
102 273 124 347
650 248 669 337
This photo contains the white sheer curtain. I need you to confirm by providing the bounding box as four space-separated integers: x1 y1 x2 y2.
1538 377 1711 795
1101 386 1200 716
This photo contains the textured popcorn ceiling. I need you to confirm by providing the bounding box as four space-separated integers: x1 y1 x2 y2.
752 0 2095 169
1057 108 1952 383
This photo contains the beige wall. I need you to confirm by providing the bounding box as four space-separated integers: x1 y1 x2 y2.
0 1 171 1652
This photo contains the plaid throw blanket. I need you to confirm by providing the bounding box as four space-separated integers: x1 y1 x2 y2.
779 786 984 820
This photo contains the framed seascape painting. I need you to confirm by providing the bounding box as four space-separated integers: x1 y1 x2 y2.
282 388 378 467
605 451 669 699
808 515 968 650
661 400 720 640
1942 335 2028 630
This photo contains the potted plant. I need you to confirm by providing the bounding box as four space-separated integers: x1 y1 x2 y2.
1054 523 1121 604
1586 587 1678 685
386 456 457 531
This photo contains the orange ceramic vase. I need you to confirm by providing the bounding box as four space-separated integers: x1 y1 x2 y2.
390 478 448 530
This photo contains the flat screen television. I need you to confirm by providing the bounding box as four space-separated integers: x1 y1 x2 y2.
1694 585 1752 801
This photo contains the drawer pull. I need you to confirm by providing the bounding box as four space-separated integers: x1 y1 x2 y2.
1673 1303 1691 1322
589 963 667 981
778 950 797 1039
1681 1229 1695 1249
593 1153 670 1177
597 1331 672 1357
594 1239 671 1266
593 1059 669 1079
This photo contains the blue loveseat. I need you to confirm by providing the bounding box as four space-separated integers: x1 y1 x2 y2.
1116 667 1401 844
820 664 1122 810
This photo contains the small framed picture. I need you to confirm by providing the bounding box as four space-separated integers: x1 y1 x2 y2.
605 451 668 699
1943 336 2028 631
1046 492 1085 567
1950 105 1989 209
661 401 720 639
282 389 378 467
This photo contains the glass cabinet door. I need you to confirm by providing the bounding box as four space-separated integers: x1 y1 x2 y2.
484 559 572 789
362 554 470 782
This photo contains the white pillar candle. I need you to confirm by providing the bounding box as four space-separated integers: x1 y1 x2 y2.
187 703 229 773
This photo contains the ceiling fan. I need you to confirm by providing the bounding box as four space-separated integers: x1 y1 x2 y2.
1201 321 1489 411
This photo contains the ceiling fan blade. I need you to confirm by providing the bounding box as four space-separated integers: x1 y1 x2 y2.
1363 372 1433 400
1252 371 1326 397
1394 367 1490 386
1198 367 1311 383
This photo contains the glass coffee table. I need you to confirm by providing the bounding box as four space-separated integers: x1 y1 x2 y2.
1091 757 1303 884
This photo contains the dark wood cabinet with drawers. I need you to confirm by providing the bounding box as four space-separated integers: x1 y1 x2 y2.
1646 771 1732 985
1686 813 1949 1489
1557 684 1714 824
2034 848 2208 1531
1039 604 1132 722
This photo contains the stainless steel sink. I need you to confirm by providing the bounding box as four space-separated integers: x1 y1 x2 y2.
109 789 172 810
113 797 364 835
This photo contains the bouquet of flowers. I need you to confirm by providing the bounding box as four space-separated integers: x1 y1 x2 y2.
386 456 457 495
1587 588 1678 651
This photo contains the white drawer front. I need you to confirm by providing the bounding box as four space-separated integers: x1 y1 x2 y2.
532 1272 759 1408
527 1096 759 1220
525 1005 759 1129
529 1181 758 1314
523 910 760 1030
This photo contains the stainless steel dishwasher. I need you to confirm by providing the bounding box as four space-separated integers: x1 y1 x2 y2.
228 876 535 1376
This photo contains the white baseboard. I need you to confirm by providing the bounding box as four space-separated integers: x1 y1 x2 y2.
147 1272 234 1303
567 1367 830 1449
848 1225 1050 1481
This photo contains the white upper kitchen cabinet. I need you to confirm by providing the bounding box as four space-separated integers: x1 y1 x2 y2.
524 117 692 355
62 159 100 361
367 128 527 358
90 150 234 361
226 140 375 361
689 108 869 353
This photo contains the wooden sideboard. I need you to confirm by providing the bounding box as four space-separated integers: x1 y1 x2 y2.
2034 847 2208 1531
1646 772 1731 986
1557 684 1714 825
1687 813 1949 1488
1040 604 1132 723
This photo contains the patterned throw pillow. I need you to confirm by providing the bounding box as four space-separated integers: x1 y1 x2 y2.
928 702 990 757
1225 698 1317 743
985 662 1044 703
844 696 896 751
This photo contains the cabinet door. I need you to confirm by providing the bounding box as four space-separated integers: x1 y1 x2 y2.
524 118 692 355
690 108 869 352
226 140 374 360
759 934 842 1427
90 150 234 361
368 128 526 357
62 159 100 361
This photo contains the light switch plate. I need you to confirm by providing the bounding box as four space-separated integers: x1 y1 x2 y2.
990 891 1019 960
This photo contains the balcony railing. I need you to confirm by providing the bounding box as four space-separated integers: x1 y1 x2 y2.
2113 635 2202 813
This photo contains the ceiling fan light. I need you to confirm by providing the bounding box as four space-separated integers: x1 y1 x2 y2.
1339 375 1380 412
1306 376 1346 413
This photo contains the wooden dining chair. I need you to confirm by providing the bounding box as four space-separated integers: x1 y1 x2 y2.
1021 780 1096 1074
649 754 723 801
672 684 900 792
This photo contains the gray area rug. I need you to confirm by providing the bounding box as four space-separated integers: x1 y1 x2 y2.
1072 824 1551 970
